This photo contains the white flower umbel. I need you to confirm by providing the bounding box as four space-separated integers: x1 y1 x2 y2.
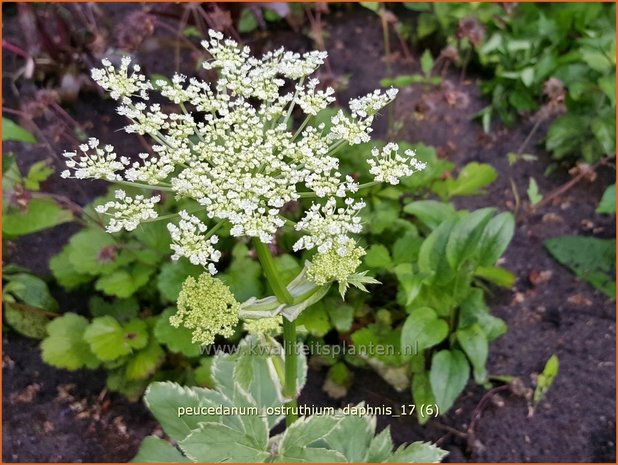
91 57 152 102
167 211 222 274
61 138 127 181
64 30 424 277
95 190 160 233
368 143 426 185
293 197 365 256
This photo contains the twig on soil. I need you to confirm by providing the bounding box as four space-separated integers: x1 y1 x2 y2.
466 384 511 453
532 156 613 211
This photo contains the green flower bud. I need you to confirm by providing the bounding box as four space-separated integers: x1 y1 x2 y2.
307 243 365 286
170 273 240 345
243 316 283 336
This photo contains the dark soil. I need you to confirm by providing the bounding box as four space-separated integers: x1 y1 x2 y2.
3 3 615 463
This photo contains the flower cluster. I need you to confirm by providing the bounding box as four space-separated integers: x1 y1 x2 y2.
171 273 240 345
368 143 426 185
63 30 425 289
307 242 366 286
167 211 221 275
95 190 159 233
244 316 283 336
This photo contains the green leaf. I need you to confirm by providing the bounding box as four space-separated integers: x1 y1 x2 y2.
106 368 148 401
238 9 258 33
477 212 515 267
360 2 380 11
50 247 93 289
220 244 263 301
403 200 456 230
123 319 149 350
125 338 165 380
598 74 616 106
411 372 435 425
392 232 423 264
456 324 488 383
296 301 331 337
327 302 354 332
3 198 73 237
591 117 615 155
390 442 448 463
67 229 120 276
364 244 392 269
527 177 543 205
445 208 495 269
394 263 424 306
420 49 434 76
3 273 58 311
83 316 133 361
474 265 516 288
131 436 190 463
4 303 50 339
596 184 616 214
179 421 269 462
24 161 53 191
459 288 507 342
431 162 497 200
429 349 470 413
89 296 139 322
95 263 154 298
2 117 36 143
154 308 201 357
279 414 342 453
321 411 374 462
41 313 100 370
157 259 203 303
544 236 616 298
418 216 458 285
401 307 448 353
534 354 559 404
367 426 394 462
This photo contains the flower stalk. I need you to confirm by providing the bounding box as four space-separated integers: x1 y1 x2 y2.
252 238 298 425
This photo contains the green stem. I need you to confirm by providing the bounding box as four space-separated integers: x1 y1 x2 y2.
252 239 298 425
113 180 174 192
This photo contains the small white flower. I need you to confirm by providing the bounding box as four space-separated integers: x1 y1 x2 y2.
368 143 426 185
95 190 160 233
167 211 221 274
295 79 336 116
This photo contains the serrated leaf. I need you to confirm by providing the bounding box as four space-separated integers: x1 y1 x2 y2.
3 198 73 237
429 349 470 413
154 308 201 357
456 324 488 383
180 420 269 463
50 247 92 289
84 316 133 361
131 436 190 463
89 296 139 322
390 441 448 463
67 229 120 276
323 412 375 462
366 426 394 462
157 259 203 303
279 414 342 452
401 307 448 353
41 313 100 370
364 244 392 269
95 263 154 298
125 338 164 380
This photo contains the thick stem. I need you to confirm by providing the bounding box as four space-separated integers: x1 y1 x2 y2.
252 238 298 425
